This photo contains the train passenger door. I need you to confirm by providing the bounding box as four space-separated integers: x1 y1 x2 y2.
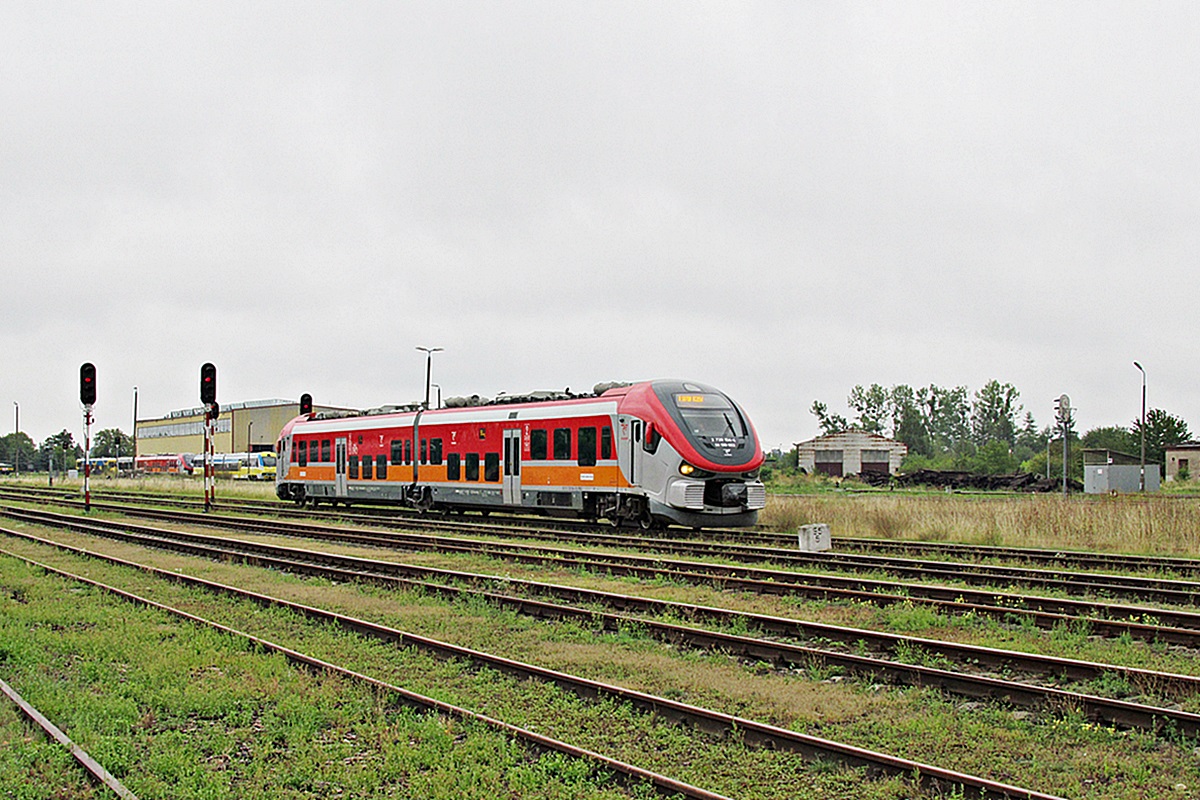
628 420 643 487
502 429 522 505
335 438 348 497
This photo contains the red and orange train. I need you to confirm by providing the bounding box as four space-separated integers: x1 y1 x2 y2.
275 379 765 528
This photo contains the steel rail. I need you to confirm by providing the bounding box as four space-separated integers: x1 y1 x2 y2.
10 486 1200 578
0 543 1063 800
11 505 1200 705
8 501 1200 650
81 502 1200 631
0 548 733 800
7 522 1200 739
0 675 140 799
829 535 1200 575
12 485 1200 606
10 487 1198 607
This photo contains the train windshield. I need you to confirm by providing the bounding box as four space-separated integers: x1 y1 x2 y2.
673 393 747 439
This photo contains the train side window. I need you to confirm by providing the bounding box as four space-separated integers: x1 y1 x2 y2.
376 454 387 480
362 455 373 480
405 440 412 465
391 439 403 465
643 424 661 454
430 438 443 465
553 428 571 460
465 453 480 481
420 439 427 464
577 427 596 467
601 427 613 460
322 440 331 462
530 429 547 460
299 441 308 467
447 453 461 481
484 452 500 482
349 456 359 479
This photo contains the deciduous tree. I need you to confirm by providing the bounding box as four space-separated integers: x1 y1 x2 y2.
809 400 848 436
1131 409 1191 465
92 428 134 458
971 380 1022 447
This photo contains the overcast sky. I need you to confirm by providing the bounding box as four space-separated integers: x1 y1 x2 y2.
3 2 1197 452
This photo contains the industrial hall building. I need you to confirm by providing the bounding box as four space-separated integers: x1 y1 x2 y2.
795 431 908 477
134 399 347 456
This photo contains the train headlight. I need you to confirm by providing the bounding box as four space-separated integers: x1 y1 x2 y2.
679 462 696 476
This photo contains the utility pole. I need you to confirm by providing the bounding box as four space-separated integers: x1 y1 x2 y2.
1134 362 1146 492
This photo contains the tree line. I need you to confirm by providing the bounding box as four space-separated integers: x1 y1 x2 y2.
0 428 134 473
809 381 1192 478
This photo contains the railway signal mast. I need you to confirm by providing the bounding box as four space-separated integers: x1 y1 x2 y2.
1054 394 1071 496
79 363 96 512
201 363 217 511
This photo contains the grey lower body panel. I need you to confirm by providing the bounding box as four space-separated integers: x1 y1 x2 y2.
648 498 758 528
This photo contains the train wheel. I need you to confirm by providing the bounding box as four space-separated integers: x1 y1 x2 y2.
638 511 655 531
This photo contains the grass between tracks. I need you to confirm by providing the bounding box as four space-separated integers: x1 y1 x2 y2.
0 536 915 800
3 516 1200 799
0 557 655 800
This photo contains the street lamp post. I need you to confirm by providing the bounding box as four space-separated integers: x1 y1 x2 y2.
247 420 254 453
415 347 443 410
12 401 18 478
132 387 138 465
1134 362 1146 492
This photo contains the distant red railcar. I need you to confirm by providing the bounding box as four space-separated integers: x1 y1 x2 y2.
135 453 193 476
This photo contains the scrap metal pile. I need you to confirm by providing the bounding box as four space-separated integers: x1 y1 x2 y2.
856 469 1083 492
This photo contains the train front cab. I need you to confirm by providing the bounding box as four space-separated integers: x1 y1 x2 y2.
616 381 766 529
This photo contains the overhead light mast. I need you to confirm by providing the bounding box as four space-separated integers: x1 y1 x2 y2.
416 346 443 410
1134 362 1146 492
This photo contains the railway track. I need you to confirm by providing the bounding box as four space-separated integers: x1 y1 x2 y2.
8 488 1200 616
0 675 140 799
0 547 732 800
5 504 1200 736
27 498 1200 647
12 485 1200 579
0 527 1063 800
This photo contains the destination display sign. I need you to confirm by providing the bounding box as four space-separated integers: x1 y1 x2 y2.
674 393 732 409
